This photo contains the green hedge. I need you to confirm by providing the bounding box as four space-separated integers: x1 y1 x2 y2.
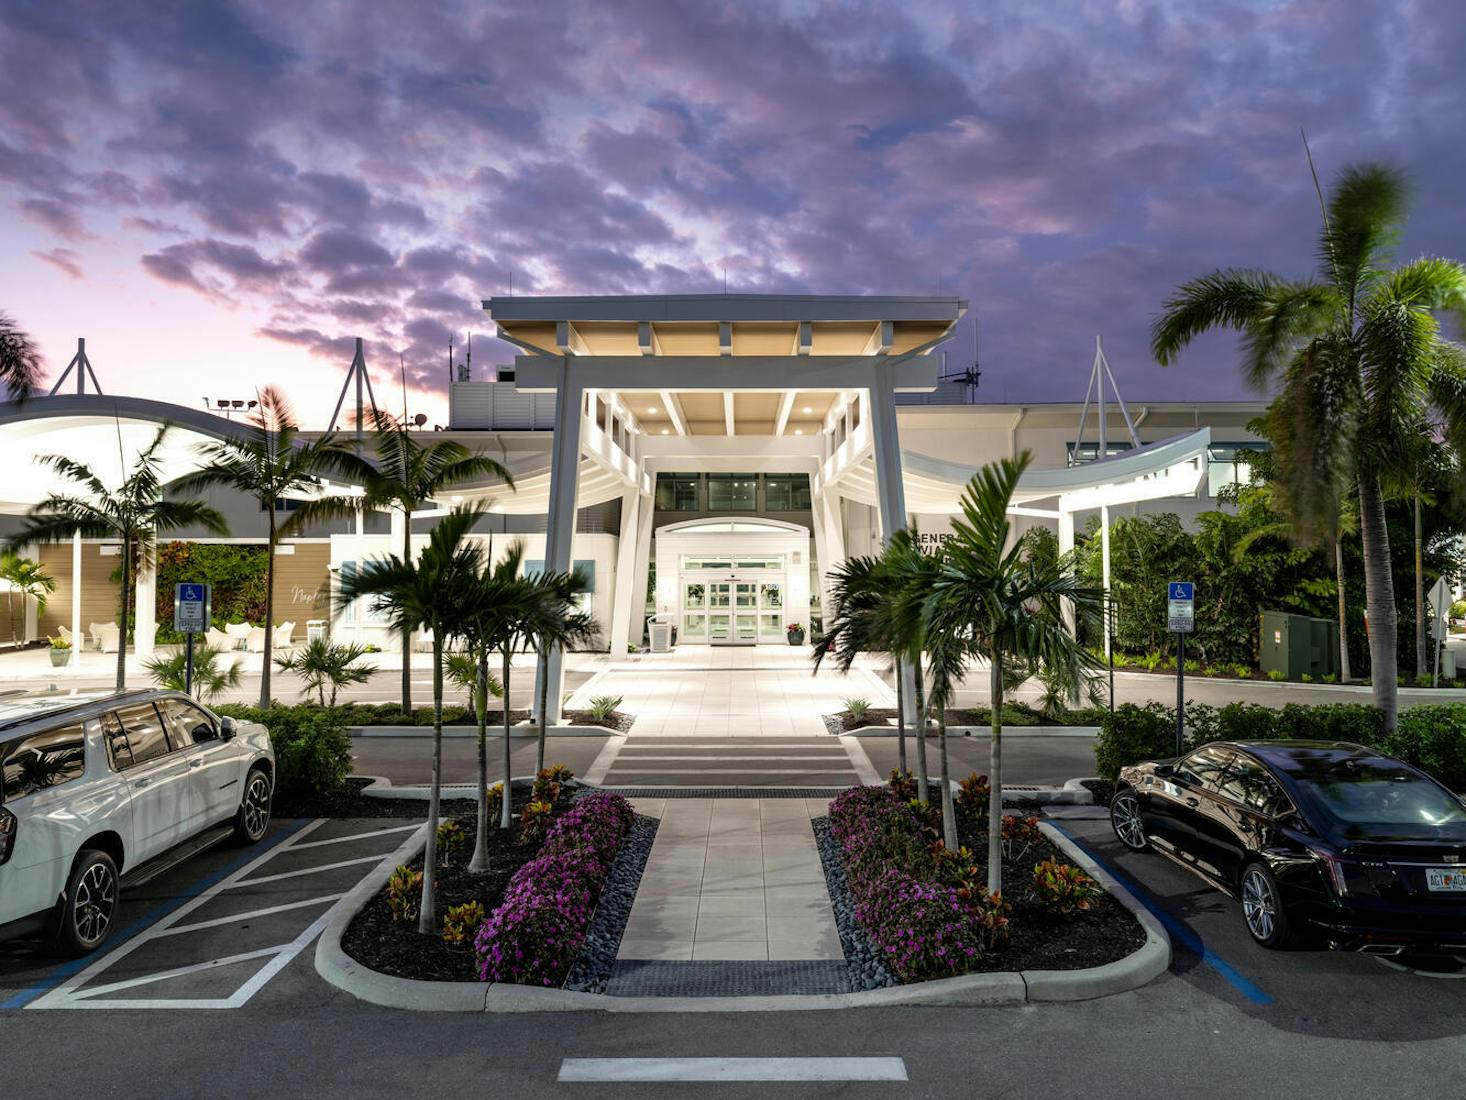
1095 701 1466 792
215 704 353 798
155 542 269 644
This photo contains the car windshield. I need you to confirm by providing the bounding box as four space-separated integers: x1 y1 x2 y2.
1293 757 1466 831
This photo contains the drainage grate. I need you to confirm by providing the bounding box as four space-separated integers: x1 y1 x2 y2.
606 960 850 997
593 786 852 799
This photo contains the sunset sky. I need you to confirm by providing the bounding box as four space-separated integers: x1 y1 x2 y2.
2 1 1463 425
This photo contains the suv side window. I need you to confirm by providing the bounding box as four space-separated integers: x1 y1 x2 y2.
1 723 87 799
158 698 218 746
1220 754 1291 816
113 704 173 767
1177 746 1233 792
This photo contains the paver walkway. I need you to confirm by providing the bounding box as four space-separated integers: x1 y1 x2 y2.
598 735 867 787
617 799 841 962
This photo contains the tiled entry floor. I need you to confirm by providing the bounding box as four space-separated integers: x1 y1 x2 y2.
618 799 841 962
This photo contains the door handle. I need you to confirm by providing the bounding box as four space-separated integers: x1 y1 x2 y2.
189 758 204 768
134 777 151 788
1185 797 1199 808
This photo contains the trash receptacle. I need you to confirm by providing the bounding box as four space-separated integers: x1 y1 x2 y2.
649 617 674 654
306 619 328 644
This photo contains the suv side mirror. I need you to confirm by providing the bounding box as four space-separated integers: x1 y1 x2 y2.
1154 764 1175 778
219 716 237 741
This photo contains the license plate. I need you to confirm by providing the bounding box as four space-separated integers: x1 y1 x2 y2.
1426 868 1466 892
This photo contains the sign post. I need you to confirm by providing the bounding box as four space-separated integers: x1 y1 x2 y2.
1167 582 1195 755
1429 577 1452 687
173 583 212 697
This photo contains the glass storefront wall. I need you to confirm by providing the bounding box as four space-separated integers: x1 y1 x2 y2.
706 473 758 511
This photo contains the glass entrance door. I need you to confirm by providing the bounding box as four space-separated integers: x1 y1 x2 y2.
681 574 785 646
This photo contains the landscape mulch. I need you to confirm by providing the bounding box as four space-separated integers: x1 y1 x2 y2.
948 803 1144 973
340 789 557 982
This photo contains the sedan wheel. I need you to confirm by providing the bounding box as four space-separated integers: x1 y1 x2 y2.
1241 862 1293 948
1110 791 1149 851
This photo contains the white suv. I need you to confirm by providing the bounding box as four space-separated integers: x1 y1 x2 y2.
0 689 275 955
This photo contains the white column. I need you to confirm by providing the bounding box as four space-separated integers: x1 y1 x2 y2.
1100 504 1112 660
628 490 656 650
608 489 646 654
134 537 157 659
1058 510 1076 636
354 507 366 647
70 530 81 672
533 362 585 725
812 490 847 614
867 364 917 726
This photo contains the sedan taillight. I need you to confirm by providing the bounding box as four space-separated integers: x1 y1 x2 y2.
1311 848 1377 897
0 807 15 865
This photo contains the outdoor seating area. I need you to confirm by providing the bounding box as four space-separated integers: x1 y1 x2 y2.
205 621 296 653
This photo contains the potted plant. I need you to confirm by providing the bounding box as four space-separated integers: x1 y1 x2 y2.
48 634 71 667
786 622 806 646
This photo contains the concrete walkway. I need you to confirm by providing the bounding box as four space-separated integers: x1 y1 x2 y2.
617 799 841 962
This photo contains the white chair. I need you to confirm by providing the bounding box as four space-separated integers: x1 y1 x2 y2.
56 624 77 648
205 627 232 651
224 622 253 651
90 622 120 654
244 627 267 653
273 621 295 648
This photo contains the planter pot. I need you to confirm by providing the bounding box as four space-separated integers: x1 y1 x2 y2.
786 630 805 646
50 648 70 667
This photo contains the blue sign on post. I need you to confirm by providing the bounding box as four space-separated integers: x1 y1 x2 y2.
1167 582 1195 633
174 583 212 634
1168 582 1194 601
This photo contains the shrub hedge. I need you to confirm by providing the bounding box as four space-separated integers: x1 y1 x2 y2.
1095 700 1466 792
213 703 354 798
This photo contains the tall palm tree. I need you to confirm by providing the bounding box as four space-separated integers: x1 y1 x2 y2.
528 568 598 772
0 552 54 647
927 454 1103 893
9 426 227 690
1153 162 1466 732
338 504 486 935
813 555 915 785
356 410 514 712
172 387 374 707
0 312 42 399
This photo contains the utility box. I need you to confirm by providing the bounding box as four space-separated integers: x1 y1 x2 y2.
649 618 674 654
1260 611 1340 681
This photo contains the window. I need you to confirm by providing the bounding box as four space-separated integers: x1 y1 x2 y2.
1066 442 1132 466
112 704 173 768
158 698 218 745
1218 755 1291 815
655 473 700 511
260 498 303 512
1 724 86 799
764 474 811 511
707 473 757 511
1178 746 1233 791
1207 443 1267 496
339 561 390 625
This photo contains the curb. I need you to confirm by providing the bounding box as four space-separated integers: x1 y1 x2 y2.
842 725 1100 738
314 815 1170 1012
349 724 621 739
352 774 543 800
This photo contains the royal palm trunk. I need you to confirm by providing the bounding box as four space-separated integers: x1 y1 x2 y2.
938 703 957 850
912 654 929 804
469 648 492 873
987 653 1004 894
1358 477 1398 732
116 535 131 692
1415 496 1425 682
419 632 444 936
536 648 549 773
401 510 413 712
894 656 908 774
1335 533 1351 683
501 648 513 829
259 507 277 708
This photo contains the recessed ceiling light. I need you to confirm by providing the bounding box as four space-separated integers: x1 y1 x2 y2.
801 406 812 414
794 429 803 435
660 428 669 435
647 406 658 414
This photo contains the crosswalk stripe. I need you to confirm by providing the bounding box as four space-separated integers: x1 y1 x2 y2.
557 1057 908 1082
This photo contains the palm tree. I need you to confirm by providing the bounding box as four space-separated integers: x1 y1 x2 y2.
927 453 1104 893
446 649 505 869
1153 162 1466 732
0 312 42 399
274 638 377 706
527 568 598 772
0 552 53 647
356 410 514 712
338 504 487 935
172 387 375 707
144 644 242 703
813 554 915 786
8 426 227 690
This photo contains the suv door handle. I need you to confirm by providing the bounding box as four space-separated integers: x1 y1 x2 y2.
133 777 151 788
189 758 204 768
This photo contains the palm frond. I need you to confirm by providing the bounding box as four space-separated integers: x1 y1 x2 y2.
1323 162 1410 313
0 312 43 398
1151 269 1283 367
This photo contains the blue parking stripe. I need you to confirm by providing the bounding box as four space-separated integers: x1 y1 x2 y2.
1 818 313 1010
1051 822 1274 1006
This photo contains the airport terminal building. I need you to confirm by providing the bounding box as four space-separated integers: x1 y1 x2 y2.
0 294 1264 718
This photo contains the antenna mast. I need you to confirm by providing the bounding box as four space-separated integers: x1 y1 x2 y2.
1072 335 1140 463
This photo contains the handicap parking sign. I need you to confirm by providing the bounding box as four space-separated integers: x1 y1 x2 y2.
1167 581 1194 633
174 583 212 634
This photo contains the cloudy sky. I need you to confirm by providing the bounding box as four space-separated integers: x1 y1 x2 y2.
2 0 1463 423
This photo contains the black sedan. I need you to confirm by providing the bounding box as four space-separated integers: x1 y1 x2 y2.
1111 740 1466 954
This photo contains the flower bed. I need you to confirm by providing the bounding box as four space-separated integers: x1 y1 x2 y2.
826 784 1143 982
474 792 636 987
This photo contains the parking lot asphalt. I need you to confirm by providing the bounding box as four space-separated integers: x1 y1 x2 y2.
859 731 1098 788
3 806 1466 1099
349 732 611 787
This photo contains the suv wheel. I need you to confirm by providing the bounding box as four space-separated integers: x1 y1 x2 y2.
232 766 272 845
56 849 119 956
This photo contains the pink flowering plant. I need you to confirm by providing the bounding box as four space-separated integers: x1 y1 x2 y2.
828 784 1008 983
473 792 635 986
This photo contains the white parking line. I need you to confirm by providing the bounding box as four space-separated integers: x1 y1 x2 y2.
154 894 347 937
228 854 385 887
286 823 420 850
557 1058 909 1082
